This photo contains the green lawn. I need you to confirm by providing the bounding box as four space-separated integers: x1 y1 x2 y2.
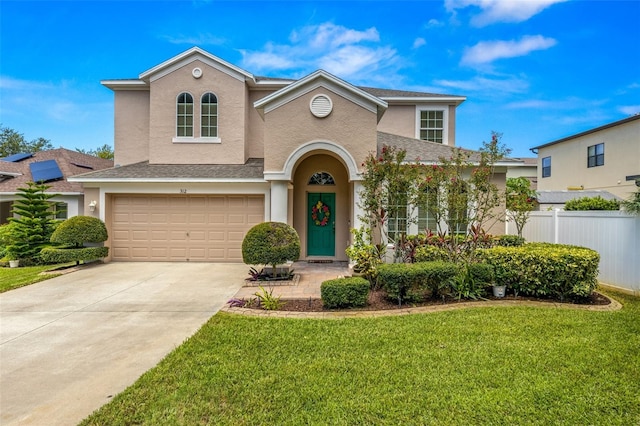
0 264 67 293
82 290 639 425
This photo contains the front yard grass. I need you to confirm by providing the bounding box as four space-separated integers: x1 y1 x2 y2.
82 289 640 425
0 264 66 293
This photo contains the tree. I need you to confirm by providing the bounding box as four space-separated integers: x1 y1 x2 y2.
505 177 537 237
620 186 640 216
7 182 58 264
0 125 53 157
75 144 114 160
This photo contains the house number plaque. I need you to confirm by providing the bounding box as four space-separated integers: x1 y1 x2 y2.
180 189 187 194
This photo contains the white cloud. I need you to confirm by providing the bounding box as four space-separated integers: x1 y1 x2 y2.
445 0 568 26
434 75 530 94
239 23 400 82
619 105 640 115
462 35 557 65
425 19 444 29
412 37 427 49
160 33 226 46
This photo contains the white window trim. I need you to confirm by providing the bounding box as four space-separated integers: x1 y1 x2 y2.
415 105 449 145
172 136 221 144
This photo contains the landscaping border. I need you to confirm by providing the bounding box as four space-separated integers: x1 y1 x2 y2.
220 293 622 319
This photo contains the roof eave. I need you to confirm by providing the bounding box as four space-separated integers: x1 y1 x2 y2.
101 80 148 91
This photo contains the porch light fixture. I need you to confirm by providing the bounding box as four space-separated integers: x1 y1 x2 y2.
89 200 97 212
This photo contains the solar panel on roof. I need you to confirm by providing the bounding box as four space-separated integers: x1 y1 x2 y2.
2 152 34 162
30 159 64 183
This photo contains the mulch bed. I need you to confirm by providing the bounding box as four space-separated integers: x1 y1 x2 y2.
247 290 611 313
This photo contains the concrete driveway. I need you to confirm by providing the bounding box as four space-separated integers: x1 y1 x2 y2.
0 262 246 425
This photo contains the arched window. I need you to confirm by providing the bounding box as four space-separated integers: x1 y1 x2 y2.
308 172 335 185
176 93 193 137
201 92 218 137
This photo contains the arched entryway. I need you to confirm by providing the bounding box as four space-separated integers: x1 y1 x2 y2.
292 153 350 260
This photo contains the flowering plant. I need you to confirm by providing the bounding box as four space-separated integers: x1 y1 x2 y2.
311 200 330 226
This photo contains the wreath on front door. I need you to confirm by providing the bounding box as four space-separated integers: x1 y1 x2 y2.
311 200 331 226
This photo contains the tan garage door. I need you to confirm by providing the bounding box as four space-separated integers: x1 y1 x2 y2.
111 195 264 262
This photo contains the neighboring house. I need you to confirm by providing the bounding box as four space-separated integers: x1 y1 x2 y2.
535 189 621 211
507 157 538 190
531 114 640 199
0 148 113 224
70 46 521 263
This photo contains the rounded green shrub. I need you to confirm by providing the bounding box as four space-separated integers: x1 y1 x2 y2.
242 222 300 270
495 235 525 247
51 216 108 247
321 277 370 309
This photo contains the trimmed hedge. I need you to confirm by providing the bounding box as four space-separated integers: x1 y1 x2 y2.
478 243 599 300
321 277 370 309
565 196 619 211
414 245 449 262
40 246 109 264
377 261 458 304
495 235 525 247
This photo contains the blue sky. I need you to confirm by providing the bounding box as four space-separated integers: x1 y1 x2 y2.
1 0 638 158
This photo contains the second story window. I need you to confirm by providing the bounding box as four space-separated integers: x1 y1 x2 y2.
419 110 444 143
177 93 193 137
542 156 551 178
201 92 218 138
588 143 604 168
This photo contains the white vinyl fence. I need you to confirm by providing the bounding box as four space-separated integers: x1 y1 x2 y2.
506 210 639 294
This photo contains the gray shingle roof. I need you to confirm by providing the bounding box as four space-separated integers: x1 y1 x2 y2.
360 86 464 99
377 132 522 164
70 158 264 181
536 190 622 204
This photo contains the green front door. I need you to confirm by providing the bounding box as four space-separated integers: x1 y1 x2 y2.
307 193 335 256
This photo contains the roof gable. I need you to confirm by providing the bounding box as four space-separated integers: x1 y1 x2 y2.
254 70 388 122
139 47 255 84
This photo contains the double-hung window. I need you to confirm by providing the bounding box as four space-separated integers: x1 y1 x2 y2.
201 92 218 138
176 92 193 137
419 110 444 143
587 143 604 168
542 156 551 178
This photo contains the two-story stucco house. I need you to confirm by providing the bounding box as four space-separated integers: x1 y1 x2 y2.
531 114 640 200
71 47 515 263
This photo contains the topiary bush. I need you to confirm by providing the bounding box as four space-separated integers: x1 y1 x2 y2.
478 243 599 300
50 215 108 247
321 277 370 309
242 222 300 276
40 216 109 265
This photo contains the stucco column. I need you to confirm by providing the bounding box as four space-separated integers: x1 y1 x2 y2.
270 180 289 223
352 181 364 232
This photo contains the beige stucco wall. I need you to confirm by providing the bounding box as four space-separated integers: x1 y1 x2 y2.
148 60 247 164
263 87 378 173
113 90 150 166
293 154 350 260
246 89 277 159
537 119 640 199
377 105 415 139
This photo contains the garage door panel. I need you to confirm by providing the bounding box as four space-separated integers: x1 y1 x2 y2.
112 195 264 262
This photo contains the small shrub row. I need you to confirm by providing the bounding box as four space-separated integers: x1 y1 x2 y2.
321 277 370 309
40 247 109 264
377 261 458 304
478 243 599 300
565 196 619 211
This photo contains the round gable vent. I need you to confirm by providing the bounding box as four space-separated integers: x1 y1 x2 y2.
310 94 333 118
